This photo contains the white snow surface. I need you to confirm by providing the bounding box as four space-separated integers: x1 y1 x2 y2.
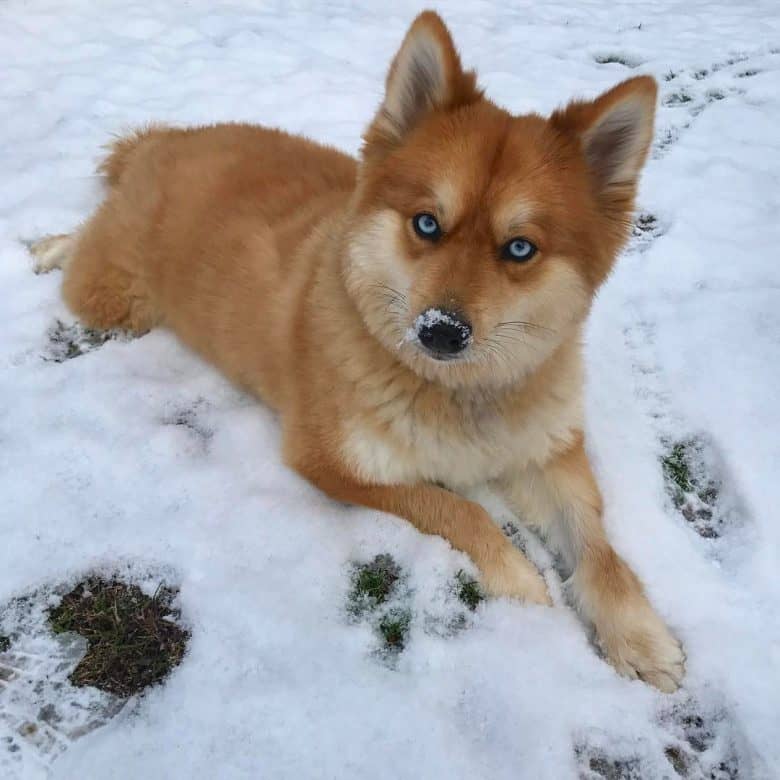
1 1 779 778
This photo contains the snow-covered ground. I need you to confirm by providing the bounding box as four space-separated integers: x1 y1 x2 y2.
1 1 779 777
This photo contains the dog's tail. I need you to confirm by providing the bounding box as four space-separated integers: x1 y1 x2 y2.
97 124 172 186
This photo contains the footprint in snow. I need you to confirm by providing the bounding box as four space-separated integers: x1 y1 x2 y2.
575 694 752 779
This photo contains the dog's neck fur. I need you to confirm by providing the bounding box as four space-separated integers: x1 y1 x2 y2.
306 214 585 490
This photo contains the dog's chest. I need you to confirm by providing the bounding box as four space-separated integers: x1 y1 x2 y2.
341 381 582 488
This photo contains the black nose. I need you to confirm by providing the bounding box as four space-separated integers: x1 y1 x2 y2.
416 309 472 357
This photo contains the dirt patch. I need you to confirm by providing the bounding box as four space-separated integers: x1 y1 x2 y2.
48 578 189 697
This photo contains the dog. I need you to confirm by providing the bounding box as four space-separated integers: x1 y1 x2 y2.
31 11 684 691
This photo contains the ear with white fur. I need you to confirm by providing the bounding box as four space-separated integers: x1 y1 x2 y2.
363 11 481 157
552 76 658 196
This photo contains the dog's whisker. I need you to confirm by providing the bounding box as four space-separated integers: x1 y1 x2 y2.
495 320 556 334
485 333 541 356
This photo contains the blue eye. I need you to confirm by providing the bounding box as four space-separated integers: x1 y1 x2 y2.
502 237 537 262
413 213 442 240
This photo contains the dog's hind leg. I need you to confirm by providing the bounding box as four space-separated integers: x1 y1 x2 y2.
63 222 160 334
30 213 160 335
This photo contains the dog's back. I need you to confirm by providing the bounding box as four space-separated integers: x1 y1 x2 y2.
45 123 356 404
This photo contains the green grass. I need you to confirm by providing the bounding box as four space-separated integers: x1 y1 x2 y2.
347 554 401 617
454 571 483 611
346 555 413 655
661 441 695 501
377 608 412 651
347 557 485 657
48 578 189 697
661 438 720 509
660 438 721 538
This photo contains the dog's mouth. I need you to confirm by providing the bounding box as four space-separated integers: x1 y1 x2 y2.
416 344 468 362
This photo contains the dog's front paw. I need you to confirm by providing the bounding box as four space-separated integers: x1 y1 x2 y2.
479 545 552 606
597 599 685 693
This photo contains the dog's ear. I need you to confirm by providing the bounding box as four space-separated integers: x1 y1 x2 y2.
363 11 481 158
552 76 657 199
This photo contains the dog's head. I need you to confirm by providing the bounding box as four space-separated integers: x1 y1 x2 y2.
344 11 657 390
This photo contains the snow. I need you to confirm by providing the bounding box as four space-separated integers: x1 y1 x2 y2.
404 308 472 348
415 309 463 329
1 1 779 778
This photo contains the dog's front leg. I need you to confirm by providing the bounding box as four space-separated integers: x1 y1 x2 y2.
288 450 550 605
495 435 685 691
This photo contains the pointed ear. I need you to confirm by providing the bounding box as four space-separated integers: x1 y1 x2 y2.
552 76 658 196
363 11 481 157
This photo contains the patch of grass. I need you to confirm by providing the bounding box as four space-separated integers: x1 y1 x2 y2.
661 438 722 538
377 608 411 652
662 441 695 497
48 578 189 697
346 555 416 656
454 571 483 611
0 634 10 652
347 554 401 616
